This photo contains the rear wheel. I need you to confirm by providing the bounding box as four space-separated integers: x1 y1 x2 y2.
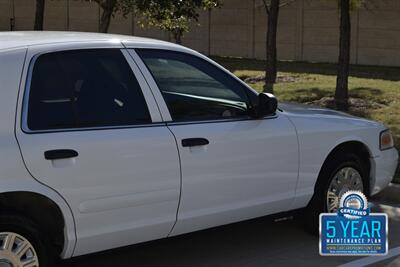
304 153 369 234
0 214 55 267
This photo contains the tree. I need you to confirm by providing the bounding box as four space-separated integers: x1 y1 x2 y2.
34 0 45 30
335 0 365 110
133 0 221 44
261 0 296 94
92 0 138 33
335 0 351 110
92 0 118 33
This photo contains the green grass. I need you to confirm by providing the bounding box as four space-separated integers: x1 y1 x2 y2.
213 57 400 183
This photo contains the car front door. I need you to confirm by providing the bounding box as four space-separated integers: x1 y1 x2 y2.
132 49 299 236
16 45 181 256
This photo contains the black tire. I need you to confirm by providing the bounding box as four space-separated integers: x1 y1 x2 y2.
0 213 56 267
303 152 369 235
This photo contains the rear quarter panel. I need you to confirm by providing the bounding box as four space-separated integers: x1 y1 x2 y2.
0 48 76 258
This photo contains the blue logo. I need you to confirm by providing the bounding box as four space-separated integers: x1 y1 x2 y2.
320 191 388 256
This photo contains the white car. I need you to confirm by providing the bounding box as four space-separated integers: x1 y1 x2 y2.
0 32 398 266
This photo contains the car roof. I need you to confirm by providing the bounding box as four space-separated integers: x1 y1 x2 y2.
0 31 183 51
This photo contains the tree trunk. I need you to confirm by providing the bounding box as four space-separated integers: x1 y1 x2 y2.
34 0 45 31
335 0 351 111
264 0 280 94
173 30 183 44
99 0 116 33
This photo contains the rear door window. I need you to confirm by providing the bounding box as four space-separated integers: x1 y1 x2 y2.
26 49 151 131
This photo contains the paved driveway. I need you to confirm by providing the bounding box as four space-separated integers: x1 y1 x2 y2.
62 184 400 267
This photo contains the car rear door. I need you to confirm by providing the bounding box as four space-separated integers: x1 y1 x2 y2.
15 43 181 256
131 48 299 236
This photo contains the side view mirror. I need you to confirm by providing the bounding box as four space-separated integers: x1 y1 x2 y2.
253 93 278 118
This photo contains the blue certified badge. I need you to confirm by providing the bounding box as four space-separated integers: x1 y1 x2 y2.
320 191 388 256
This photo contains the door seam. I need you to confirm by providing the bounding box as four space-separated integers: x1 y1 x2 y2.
283 114 301 209
13 48 78 258
166 125 183 237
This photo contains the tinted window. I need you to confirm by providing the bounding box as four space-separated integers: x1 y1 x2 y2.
137 49 251 122
27 49 151 131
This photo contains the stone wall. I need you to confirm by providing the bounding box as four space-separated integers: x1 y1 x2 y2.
0 0 399 66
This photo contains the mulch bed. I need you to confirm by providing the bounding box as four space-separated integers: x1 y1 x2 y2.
244 74 299 84
306 96 387 114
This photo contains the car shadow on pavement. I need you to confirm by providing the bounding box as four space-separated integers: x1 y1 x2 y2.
62 215 320 267
62 184 400 267
61 215 361 267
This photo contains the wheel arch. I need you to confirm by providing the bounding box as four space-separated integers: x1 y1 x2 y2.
315 140 373 197
0 184 76 259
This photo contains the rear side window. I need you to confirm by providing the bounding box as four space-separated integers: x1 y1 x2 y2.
26 49 151 131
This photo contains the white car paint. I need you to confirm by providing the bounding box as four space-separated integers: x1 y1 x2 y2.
0 46 77 257
279 103 398 208
0 32 398 259
167 117 299 237
15 41 181 256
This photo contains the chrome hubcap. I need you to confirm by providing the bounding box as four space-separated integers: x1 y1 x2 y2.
326 167 364 213
0 232 39 267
